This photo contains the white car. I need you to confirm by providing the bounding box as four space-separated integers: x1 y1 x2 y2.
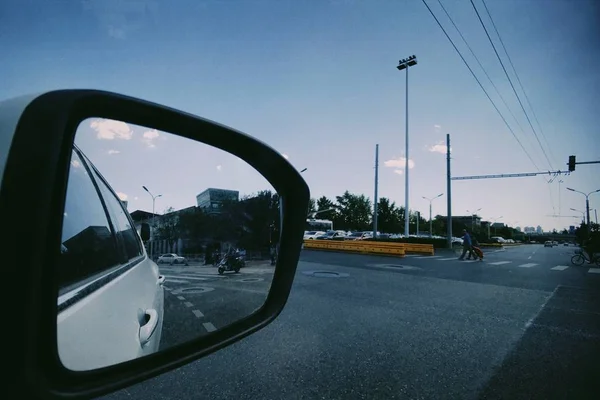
158 253 188 265
56 146 165 371
304 230 325 240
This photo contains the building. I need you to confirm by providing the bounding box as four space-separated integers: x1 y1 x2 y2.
196 188 240 214
536 225 543 234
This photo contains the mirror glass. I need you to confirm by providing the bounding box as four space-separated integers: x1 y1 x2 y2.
57 118 280 371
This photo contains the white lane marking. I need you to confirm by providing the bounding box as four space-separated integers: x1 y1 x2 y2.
415 255 442 259
551 265 569 271
177 296 186 301
184 301 194 307
163 275 215 281
437 257 457 261
192 309 204 318
166 279 190 284
527 256 532 259
404 254 420 257
588 269 600 274
489 261 512 265
525 286 558 329
203 322 217 332
518 263 538 268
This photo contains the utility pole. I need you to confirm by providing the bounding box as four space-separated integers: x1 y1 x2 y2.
416 211 420 236
567 187 600 237
373 144 379 239
446 133 452 249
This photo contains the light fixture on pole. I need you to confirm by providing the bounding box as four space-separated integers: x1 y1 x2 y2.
422 193 443 237
570 207 586 223
300 168 307 173
397 54 417 237
142 185 162 260
489 216 503 238
566 187 600 234
466 208 482 231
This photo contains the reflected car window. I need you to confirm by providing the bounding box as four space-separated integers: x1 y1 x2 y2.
59 150 119 290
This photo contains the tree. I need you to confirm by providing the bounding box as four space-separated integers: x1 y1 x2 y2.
155 206 180 251
335 191 372 231
307 198 317 214
376 197 402 233
316 196 336 221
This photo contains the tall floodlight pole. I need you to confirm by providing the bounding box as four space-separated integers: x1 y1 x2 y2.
143 185 162 259
373 144 379 238
423 193 443 237
397 55 417 237
446 134 452 249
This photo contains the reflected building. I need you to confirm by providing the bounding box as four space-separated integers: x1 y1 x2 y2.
196 188 239 214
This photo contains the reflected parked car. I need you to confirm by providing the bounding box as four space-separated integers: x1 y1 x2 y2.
157 253 188 265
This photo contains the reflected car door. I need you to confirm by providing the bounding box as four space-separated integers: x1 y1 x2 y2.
57 147 164 371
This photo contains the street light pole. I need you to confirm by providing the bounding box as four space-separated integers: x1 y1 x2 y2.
466 208 482 232
143 185 162 260
488 216 503 239
423 193 443 237
397 55 417 238
567 187 600 236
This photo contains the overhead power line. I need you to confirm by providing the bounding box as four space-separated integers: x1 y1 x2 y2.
435 0 526 136
420 0 541 171
469 0 553 171
480 0 558 169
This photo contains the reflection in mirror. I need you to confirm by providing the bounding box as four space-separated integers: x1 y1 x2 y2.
57 118 280 371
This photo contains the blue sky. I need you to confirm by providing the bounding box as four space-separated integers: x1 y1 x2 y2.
1 0 599 231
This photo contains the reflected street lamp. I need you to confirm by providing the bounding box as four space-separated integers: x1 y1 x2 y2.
143 185 162 259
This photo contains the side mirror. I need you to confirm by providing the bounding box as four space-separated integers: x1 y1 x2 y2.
140 223 150 242
1 90 309 400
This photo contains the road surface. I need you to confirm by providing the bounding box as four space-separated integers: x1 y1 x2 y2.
104 244 600 400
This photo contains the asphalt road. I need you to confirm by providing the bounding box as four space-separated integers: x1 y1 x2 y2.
104 244 600 400
158 260 275 350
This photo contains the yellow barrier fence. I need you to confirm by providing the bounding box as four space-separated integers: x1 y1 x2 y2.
303 239 406 257
303 240 436 256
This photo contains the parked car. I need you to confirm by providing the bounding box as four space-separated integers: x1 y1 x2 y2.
57 146 165 371
157 253 188 265
316 230 347 240
544 241 554 247
304 230 325 240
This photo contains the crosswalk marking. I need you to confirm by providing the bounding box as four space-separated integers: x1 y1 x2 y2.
489 261 512 266
437 257 457 261
415 255 442 259
551 265 569 271
589 269 600 274
518 263 538 268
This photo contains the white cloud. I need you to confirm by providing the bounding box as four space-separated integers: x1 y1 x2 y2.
70 159 82 168
434 124 441 131
394 169 403 175
83 0 159 39
384 157 415 170
282 153 289 160
428 142 447 154
142 129 160 147
116 192 128 201
216 165 222 171
90 119 133 140
108 149 120 155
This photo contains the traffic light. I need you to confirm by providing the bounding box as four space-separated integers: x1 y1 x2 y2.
568 155 576 172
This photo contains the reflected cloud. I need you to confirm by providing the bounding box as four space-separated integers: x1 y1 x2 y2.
90 119 133 140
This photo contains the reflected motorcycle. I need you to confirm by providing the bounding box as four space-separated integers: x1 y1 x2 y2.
217 250 246 274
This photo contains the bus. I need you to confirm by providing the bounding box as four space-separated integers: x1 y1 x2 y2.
306 218 333 232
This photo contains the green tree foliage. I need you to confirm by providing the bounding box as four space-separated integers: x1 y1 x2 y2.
376 197 401 233
307 198 317 214
334 191 372 231
316 196 336 220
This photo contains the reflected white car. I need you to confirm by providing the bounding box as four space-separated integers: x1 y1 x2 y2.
158 253 188 265
56 146 164 371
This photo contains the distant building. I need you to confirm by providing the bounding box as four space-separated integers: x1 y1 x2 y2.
515 226 522 232
536 225 543 234
196 188 240 214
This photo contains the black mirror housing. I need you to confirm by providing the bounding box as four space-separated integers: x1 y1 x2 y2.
0 90 310 399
